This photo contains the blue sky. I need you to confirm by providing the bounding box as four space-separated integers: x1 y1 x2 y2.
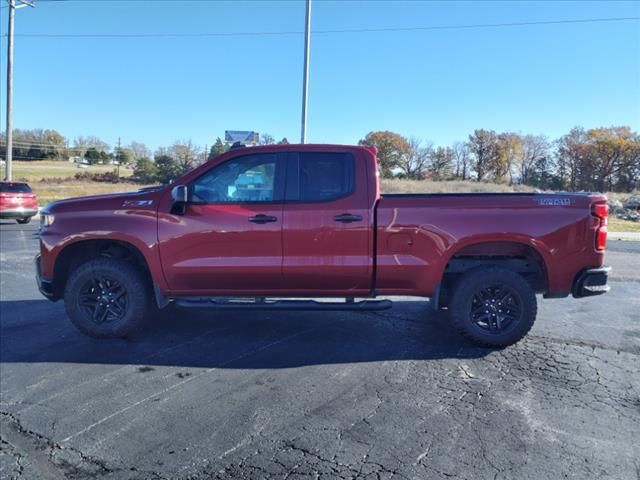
1 0 639 151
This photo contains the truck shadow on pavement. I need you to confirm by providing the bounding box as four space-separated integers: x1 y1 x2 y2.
0 299 493 369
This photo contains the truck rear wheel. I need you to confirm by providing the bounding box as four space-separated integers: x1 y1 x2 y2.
64 258 150 338
449 267 537 347
17 217 31 224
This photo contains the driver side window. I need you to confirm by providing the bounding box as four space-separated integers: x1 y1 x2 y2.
191 153 281 203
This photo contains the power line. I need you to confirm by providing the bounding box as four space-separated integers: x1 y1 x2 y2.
3 16 639 38
0 0 236 7
1 141 110 149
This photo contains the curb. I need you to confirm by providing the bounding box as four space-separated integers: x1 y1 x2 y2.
608 231 640 241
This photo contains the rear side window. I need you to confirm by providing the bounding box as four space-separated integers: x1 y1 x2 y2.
299 152 355 202
0 183 32 193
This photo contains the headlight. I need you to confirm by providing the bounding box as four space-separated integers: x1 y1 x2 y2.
40 213 55 228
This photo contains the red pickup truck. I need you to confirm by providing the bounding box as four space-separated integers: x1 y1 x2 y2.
36 144 610 347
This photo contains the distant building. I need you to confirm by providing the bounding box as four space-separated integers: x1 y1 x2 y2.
69 156 90 165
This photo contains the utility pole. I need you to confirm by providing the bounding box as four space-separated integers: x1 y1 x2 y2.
4 0 34 181
300 0 311 144
116 137 121 179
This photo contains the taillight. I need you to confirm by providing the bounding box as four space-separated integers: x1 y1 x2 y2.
592 203 608 251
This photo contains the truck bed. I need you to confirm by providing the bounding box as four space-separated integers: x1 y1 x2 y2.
375 192 606 297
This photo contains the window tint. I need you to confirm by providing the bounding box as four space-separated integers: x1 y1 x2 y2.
191 154 278 203
299 152 354 201
0 183 32 193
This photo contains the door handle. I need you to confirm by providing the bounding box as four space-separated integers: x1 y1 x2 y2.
334 213 362 223
248 214 278 224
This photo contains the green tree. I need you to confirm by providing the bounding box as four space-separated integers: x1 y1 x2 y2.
155 154 181 184
358 131 410 178
84 147 102 165
208 137 227 160
278 137 290 145
114 147 130 165
133 157 158 183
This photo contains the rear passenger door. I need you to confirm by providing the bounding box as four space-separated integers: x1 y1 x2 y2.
281 151 372 295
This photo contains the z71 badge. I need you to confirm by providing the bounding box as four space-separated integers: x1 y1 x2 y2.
536 197 571 206
122 200 154 207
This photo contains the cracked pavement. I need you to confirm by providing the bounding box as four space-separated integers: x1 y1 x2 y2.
1 222 639 479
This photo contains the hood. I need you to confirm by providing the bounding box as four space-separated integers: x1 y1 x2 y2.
43 186 166 214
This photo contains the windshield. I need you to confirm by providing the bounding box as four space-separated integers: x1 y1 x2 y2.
0 183 32 193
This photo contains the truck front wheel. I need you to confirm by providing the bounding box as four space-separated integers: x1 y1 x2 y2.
64 258 150 338
449 267 537 347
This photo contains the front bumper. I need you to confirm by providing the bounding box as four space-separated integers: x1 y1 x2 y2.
0 208 38 219
35 254 56 301
572 266 611 298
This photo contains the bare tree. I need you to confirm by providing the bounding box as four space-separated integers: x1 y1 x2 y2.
556 127 586 190
170 140 201 173
128 141 151 161
397 138 431 179
518 135 549 185
467 129 500 181
452 142 470 180
429 146 454 180
259 133 276 145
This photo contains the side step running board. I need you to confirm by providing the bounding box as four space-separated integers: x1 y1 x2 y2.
174 298 393 311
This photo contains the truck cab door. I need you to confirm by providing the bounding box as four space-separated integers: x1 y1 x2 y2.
157 152 285 294
281 150 373 295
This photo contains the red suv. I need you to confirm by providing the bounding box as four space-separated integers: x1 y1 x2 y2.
0 181 38 224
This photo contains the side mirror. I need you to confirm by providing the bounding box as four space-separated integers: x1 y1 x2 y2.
170 185 188 215
171 185 188 203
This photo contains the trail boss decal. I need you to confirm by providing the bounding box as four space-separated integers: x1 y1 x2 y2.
536 197 571 206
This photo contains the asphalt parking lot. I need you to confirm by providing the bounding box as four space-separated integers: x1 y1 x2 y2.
1 221 639 480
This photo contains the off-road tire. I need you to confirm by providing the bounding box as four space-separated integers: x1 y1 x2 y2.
449 267 537 347
64 258 150 338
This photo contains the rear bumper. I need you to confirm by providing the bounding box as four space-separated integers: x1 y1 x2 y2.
0 208 38 218
572 266 611 298
35 254 57 301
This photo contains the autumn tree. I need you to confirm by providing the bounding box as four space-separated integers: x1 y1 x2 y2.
496 133 523 183
583 127 640 192
358 131 410 178
0 128 68 161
